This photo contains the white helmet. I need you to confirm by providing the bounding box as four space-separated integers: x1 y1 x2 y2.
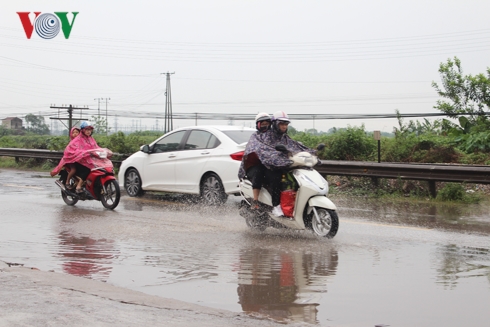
255 112 271 131
255 112 271 123
272 111 290 123
272 111 290 134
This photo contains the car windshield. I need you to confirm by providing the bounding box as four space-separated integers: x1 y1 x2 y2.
221 130 255 144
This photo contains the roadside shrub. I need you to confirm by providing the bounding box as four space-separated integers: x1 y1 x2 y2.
0 136 19 148
95 132 158 154
291 132 326 149
42 160 56 170
46 136 70 151
323 126 376 161
15 135 51 149
459 152 490 165
382 133 461 163
436 183 465 201
457 130 490 154
16 157 45 168
126 133 158 152
0 157 17 168
96 132 130 154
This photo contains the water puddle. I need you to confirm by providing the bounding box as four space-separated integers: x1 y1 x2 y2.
1 170 490 326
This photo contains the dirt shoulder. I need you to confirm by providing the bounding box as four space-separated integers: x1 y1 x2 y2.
0 261 306 327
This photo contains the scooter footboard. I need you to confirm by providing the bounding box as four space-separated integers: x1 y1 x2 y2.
307 196 337 210
239 181 253 205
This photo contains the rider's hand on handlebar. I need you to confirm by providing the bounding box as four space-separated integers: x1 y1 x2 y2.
290 155 318 167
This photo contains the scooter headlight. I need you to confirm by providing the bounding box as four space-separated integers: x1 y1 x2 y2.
95 151 107 159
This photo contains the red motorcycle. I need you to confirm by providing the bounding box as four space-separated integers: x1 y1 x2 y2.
55 148 120 210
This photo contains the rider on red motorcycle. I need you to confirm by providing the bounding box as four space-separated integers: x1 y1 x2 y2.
51 122 111 193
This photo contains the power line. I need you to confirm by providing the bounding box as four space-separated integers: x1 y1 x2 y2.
48 104 91 136
41 111 477 121
2 27 490 64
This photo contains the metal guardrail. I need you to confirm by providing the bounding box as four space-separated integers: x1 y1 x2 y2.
0 148 127 164
316 160 490 184
2 148 489 196
316 159 490 197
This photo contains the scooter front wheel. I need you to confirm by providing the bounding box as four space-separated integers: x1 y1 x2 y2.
100 179 120 210
310 207 339 239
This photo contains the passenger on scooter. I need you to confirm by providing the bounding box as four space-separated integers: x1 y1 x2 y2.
65 127 81 189
238 112 271 209
50 126 80 189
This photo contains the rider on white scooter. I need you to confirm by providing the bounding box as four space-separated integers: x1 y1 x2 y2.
238 111 316 217
239 112 272 210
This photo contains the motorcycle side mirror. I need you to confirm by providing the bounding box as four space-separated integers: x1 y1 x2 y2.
317 143 325 151
141 145 150 153
275 144 288 152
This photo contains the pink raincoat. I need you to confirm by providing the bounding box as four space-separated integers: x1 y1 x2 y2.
51 128 112 176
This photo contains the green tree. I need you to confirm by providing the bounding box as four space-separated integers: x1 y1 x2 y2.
25 114 50 135
394 109 442 137
91 115 110 135
0 125 12 136
432 57 490 126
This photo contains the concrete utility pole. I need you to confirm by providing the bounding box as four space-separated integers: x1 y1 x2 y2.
49 104 90 138
161 72 175 133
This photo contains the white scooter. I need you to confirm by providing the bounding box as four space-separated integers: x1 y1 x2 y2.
238 144 339 238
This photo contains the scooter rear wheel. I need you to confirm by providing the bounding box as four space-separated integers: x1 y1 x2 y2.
61 177 79 206
310 207 339 238
61 190 79 206
100 179 120 210
245 215 267 232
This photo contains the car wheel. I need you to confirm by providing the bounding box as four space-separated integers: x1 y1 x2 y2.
200 173 228 205
125 168 144 197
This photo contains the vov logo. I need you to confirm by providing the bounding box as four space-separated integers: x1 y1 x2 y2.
17 12 79 39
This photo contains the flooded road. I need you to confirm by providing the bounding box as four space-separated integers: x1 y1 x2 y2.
1 168 489 327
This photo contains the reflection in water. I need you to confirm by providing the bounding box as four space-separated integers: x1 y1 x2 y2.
55 207 119 281
58 231 116 281
435 244 490 289
237 246 338 324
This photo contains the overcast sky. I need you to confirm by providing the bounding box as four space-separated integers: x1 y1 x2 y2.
1 1 490 133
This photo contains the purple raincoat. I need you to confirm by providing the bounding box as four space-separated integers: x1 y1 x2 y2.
238 129 314 179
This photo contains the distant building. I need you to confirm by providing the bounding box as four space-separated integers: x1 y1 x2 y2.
1 117 23 130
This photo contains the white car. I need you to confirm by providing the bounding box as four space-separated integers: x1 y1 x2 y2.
118 125 256 205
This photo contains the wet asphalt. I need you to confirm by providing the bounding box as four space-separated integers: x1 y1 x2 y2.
1 168 489 327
